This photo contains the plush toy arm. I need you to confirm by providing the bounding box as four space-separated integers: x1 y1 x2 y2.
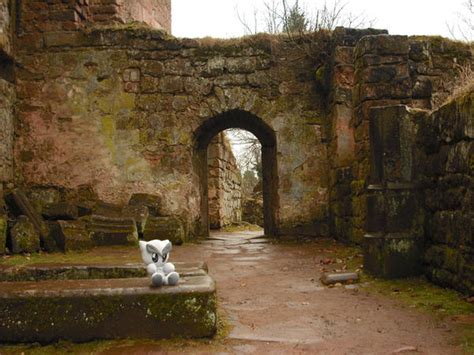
146 263 157 276
163 262 175 274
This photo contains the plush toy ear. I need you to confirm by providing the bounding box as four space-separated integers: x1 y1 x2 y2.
162 240 172 255
139 240 152 265
139 240 147 253
146 243 160 255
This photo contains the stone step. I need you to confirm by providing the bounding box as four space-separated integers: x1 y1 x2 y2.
0 262 208 282
0 275 217 343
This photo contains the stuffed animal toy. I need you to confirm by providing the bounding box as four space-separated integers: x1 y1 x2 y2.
139 239 180 287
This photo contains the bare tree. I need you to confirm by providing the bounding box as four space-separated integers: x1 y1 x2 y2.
225 129 262 179
237 0 374 35
447 0 474 42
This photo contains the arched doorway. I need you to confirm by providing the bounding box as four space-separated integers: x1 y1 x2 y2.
194 109 278 237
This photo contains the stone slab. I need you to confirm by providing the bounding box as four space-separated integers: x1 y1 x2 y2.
0 261 208 282
0 275 217 343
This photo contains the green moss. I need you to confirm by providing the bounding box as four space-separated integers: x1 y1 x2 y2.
368 277 474 353
220 224 263 233
0 245 140 267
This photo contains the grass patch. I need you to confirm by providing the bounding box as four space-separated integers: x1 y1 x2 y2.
0 245 140 267
367 277 474 353
220 223 263 233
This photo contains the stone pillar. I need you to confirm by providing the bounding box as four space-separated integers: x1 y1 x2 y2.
328 28 387 244
364 105 424 278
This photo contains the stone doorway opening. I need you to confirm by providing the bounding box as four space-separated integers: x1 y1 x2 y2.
194 110 278 237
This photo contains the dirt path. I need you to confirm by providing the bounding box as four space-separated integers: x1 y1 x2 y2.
166 230 460 354
1 231 465 354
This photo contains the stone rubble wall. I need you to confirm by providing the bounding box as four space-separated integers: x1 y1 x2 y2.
421 92 473 294
14 29 330 237
207 132 242 229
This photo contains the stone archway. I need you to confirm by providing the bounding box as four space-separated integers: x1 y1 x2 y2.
194 109 278 237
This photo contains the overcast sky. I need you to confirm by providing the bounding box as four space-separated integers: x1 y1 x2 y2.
172 0 469 39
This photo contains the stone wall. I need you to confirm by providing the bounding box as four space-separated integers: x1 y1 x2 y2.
422 92 473 294
208 132 242 229
18 0 171 36
14 28 330 237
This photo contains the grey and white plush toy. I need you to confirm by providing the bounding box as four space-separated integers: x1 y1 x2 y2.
139 239 180 287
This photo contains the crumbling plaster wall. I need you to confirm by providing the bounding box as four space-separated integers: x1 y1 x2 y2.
208 132 242 229
14 28 330 237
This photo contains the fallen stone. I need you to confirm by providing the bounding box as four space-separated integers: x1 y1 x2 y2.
25 185 64 216
6 189 56 251
64 184 99 216
9 216 40 254
0 275 217 343
42 202 80 220
320 272 359 285
0 214 6 254
128 193 163 216
93 201 124 217
122 204 149 234
143 216 185 245
48 220 93 251
89 214 138 246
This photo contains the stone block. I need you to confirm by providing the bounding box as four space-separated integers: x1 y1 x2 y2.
363 233 422 278
64 184 99 216
0 214 6 254
143 216 185 245
129 193 163 217
48 220 93 251
355 35 409 58
0 275 217 343
9 216 40 254
42 202 80 220
89 215 138 246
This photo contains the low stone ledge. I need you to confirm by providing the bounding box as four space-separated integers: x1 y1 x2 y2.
0 275 217 343
0 261 208 282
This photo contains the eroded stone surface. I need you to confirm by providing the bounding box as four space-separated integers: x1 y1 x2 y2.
9 216 40 254
0 275 216 343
